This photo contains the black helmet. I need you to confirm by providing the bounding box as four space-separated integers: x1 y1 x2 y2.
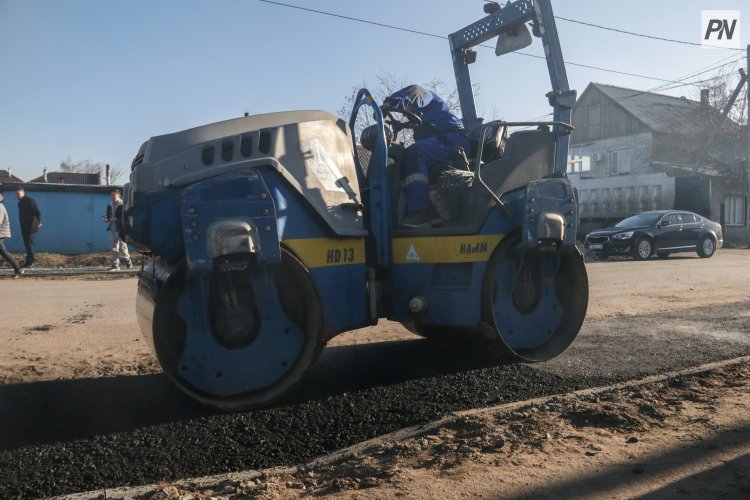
360 124 392 151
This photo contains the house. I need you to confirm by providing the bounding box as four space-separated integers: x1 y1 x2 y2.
0 169 24 183
28 168 102 186
568 82 749 245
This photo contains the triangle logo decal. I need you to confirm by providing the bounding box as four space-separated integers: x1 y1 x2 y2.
406 244 420 261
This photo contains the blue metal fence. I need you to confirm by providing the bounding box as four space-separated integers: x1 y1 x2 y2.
0 188 117 254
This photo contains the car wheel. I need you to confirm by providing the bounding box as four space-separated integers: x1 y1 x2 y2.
697 236 716 258
632 237 652 261
656 252 669 259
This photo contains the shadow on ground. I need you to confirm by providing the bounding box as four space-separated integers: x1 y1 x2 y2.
0 336 510 450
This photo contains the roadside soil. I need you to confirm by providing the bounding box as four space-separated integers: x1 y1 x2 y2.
1 252 114 268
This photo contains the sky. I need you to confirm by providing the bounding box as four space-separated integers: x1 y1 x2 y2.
0 0 748 182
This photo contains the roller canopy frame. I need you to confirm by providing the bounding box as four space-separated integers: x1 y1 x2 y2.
449 0 575 176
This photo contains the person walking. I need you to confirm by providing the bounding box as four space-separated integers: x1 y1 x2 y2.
15 187 41 268
0 193 23 278
104 189 132 270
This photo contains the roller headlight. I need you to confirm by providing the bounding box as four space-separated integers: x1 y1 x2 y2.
612 231 634 240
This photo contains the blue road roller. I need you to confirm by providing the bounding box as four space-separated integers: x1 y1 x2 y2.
125 0 588 410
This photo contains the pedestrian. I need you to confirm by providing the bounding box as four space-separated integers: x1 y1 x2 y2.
0 193 23 278
15 187 41 268
381 84 471 227
104 189 132 270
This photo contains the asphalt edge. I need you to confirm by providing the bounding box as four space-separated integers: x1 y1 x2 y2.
57 355 750 500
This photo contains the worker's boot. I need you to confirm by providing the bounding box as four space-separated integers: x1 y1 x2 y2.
401 207 440 228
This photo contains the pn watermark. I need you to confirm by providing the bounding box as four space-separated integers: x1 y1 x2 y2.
701 11 740 49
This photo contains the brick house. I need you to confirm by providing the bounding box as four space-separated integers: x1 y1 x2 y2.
568 82 749 245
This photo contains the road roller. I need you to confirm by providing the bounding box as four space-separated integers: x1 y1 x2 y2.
124 0 588 410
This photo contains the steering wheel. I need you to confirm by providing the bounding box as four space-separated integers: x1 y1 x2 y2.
381 106 422 136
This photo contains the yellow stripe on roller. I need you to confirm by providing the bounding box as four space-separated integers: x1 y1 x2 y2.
283 238 366 268
392 235 504 264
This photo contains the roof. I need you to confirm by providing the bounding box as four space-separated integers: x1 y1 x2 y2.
0 183 121 195
28 171 101 185
0 169 24 183
588 83 723 136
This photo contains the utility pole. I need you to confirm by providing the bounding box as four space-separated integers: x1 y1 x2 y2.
695 68 747 170
747 44 749 228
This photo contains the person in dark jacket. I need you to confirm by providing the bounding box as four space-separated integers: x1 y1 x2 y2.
0 193 23 278
104 189 132 270
15 187 41 268
382 85 471 227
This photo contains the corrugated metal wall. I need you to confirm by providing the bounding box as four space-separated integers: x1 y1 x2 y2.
0 189 114 254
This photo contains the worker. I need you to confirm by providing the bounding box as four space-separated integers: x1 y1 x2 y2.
382 85 471 227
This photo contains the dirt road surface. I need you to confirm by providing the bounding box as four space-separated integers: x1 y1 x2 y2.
1 250 748 385
0 249 748 498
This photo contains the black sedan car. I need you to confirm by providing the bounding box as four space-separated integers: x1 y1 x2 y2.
585 210 723 261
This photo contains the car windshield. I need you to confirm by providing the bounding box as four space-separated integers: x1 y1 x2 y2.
615 213 662 228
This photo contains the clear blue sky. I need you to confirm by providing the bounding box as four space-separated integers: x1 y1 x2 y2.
0 0 747 182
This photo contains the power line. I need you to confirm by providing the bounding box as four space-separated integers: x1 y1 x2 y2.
663 51 744 84
256 0 741 86
257 0 445 40
479 0 744 51
616 55 745 101
555 15 744 51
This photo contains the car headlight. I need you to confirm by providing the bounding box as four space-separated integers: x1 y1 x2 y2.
612 231 634 240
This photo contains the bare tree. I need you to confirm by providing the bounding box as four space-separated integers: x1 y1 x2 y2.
689 65 747 160
690 66 749 231
691 65 747 128
337 70 410 142
59 157 124 184
337 70 485 144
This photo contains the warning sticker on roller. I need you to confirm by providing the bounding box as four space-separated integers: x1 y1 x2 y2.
405 244 420 261
300 139 346 193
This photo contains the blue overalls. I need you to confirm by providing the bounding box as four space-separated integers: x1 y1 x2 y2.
384 85 471 215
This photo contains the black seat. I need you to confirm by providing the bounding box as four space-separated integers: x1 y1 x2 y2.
467 123 507 164
478 128 556 200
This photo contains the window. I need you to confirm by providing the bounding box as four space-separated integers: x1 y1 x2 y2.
566 147 591 173
725 196 747 226
638 186 650 211
240 134 254 157
611 149 631 175
578 189 589 214
652 185 663 210
613 187 623 212
662 213 679 226
221 140 234 162
591 189 600 213
625 187 635 212
259 130 272 154
589 104 600 125
202 146 215 166
679 212 697 224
